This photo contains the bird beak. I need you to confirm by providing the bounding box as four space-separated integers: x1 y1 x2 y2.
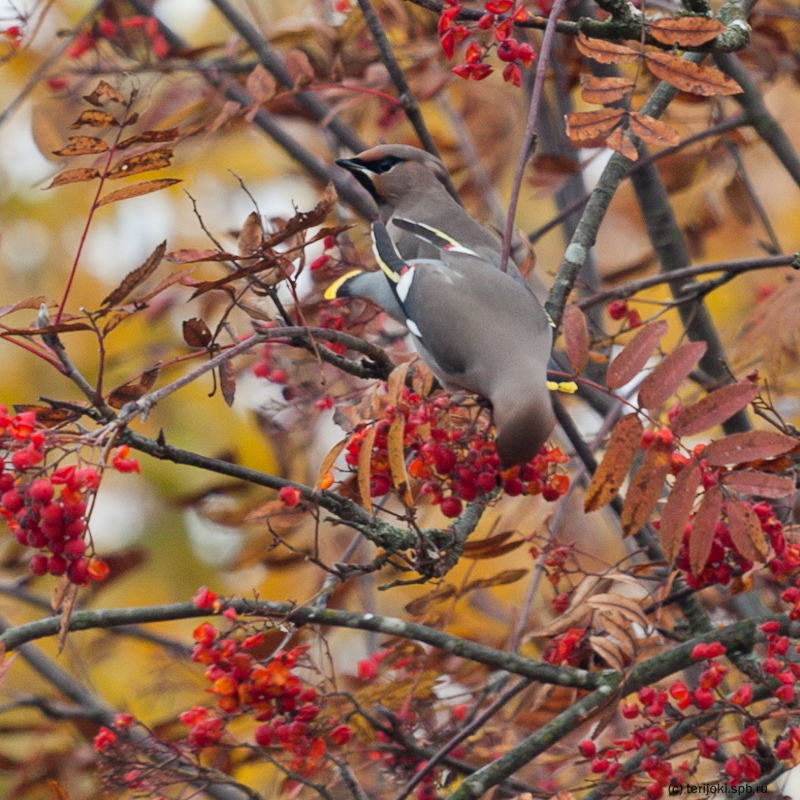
335 158 379 201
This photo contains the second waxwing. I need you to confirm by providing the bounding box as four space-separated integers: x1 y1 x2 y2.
326 221 555 466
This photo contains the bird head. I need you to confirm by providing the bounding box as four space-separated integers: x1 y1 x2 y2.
335 145 450 205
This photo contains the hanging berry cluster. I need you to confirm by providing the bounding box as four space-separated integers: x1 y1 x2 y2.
184 609 352 775
650 440 798 590
0 405 137 584
438 1 538 87
579 630 800 793
336 385 569 517
63 13 170 61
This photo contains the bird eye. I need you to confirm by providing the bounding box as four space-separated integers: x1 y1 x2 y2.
373 156 403 173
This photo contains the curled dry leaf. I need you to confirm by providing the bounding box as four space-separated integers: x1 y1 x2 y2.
70 109 119 128
388 415 413 506
689 485 722 576
102 241 167 307
52 136 109 156
219 359 237 407
182 317 212 348
628 112 681 147
648 16 726 47
608 320 668 390
702 430 799 466
606 126 639 161
405 584 457 616
96 178 182 206
107 368 160 409
46 167 100 188
107 149 173 179
658 464 701 563
462 531 525 559
621 441 673 537
589 636 627 673
117 128 180 149
671 380 760 436
562 304 590 374
565 108 625 147
246 64 278 103
357 425 377 516
83 80 126 106
725 498 768 563
314 438 347 492
584 413 644 512
462 568 528 592
638 339 707 410
579 74 634 105
644 51 742 96
576 32 638 64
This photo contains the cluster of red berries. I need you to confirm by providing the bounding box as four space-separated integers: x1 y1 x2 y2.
608 299 643 328
2 24 23 49
188 604 352 774
337 386 569 516
439 1 538 87
0 405 137 584
64 14 169 61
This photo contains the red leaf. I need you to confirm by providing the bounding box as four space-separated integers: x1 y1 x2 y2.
702 431 799 466
720 471 795 499
659 464 701 563
671 381 759 436
585 414 644 512
689 486 722 576
725 498 768 562
638 340 707 410
608 320 668 390
563 304 590 374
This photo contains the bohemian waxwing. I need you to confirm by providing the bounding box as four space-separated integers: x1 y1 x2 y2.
326 221 555 466
335 144 529 278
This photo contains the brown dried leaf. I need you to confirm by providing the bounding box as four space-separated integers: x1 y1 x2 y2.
638 340 707 410
606 126 639 161
588 592 650 629
117 128 180 149
13 404 81 427
314 438 347 492
621 441 673 536
107 368 159 409
589 635 627 673
102 240 167 307
0 296 46 319
239 211 264 256
585 414 644 512
608 320 668 390
107 148 173 179
594 614 637 659
1 321 91 336
579 74 634 105
165 248 236 263
357 425 377 515
648 17 726 47
462 531 525 559
386 362 411 409
576 32 639 64
671 380 759 436
644 51 742 96
388 416 413 505
463 568 528 592
246 64 278 103
46 167 100 188
271 184 337 243
721 470 795 499
703 430 798 466
219 359 236 407
725 498 768 562
659 464 701 562
689 486 722 575
70 109 119 128
565 108 625 147
405 584 457 616
102 309 131 335
97 178 182 206
628 112 681 147
563 304 590 374
52 136 109 156
182 317 212 348
83 80 126 106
